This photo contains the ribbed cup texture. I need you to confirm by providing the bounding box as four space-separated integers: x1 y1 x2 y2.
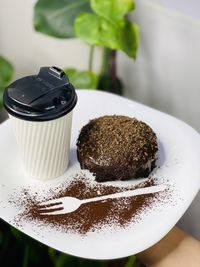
9 113 72 180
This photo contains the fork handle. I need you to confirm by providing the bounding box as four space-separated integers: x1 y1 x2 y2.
82 184 166 204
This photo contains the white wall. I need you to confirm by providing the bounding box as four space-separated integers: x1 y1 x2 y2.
120 0 200 132
152 0 200 19
0 0 200 238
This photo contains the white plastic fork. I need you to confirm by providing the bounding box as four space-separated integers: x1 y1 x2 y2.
37 184 166 215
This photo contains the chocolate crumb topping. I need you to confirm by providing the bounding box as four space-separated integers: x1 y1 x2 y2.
77 115 158 182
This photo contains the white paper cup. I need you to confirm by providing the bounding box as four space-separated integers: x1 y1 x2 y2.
9 112 72 180
3 66 77 180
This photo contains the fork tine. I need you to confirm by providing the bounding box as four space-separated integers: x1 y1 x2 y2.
37 207 64 215
38 196 67 207
38 200 62 208
39 208 65 216
37 202 63 210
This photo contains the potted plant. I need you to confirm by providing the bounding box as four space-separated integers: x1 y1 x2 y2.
34 0 139 95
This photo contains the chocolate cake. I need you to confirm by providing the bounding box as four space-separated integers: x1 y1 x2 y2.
77 115 158 182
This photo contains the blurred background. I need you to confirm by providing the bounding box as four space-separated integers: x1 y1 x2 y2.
0 0 200 266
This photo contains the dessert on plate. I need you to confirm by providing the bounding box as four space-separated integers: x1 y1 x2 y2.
77 115 158 182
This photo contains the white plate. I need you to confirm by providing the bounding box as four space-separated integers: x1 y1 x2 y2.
0 90 200 260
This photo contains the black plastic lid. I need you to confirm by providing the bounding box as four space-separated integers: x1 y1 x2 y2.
3 66 77 121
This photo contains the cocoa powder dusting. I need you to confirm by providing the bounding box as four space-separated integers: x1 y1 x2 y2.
9 174 172 235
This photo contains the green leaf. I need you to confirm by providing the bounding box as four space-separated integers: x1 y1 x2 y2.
119 20 139 59
10 226 23 241
0 56 14 109
22 245 29 267
75 13 101 46
75 14 139 58
48 247 59 264
55 253 77 267
0 88 4 109
34 0 92 38
64 68 98 89
124 255 137 267
0 56 14 86
91 0 134 21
